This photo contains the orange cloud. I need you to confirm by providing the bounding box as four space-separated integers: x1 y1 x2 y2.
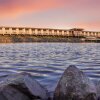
0 0 100 20
75 21 100 31
0 0 100 31
0 0 65 19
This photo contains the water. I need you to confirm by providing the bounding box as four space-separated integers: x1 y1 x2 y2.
0 43 100 93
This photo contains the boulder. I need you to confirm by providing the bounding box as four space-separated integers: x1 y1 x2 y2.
53 65 97 100
0 72 49 100
92 80 100 100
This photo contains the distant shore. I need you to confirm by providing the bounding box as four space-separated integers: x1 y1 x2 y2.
0 34 100 43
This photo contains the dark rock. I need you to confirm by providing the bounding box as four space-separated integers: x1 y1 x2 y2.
0 85 30 100
0 72 49 100
53 65 97 100
93 80 100 100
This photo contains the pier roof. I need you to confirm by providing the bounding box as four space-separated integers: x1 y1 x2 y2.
69 28 84 31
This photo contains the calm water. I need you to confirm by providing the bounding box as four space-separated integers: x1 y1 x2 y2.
0 43 100 93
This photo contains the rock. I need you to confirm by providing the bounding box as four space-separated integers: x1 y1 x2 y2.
0 85 30 100
95 81 100 100
53 65 97 100
0 72 49 100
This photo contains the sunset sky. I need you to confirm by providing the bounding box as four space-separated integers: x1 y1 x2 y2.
0 0 100 31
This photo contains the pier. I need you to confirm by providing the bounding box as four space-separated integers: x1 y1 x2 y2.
0 27 100 37
0 26 100 42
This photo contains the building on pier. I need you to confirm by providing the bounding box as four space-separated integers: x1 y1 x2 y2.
0 26 100 38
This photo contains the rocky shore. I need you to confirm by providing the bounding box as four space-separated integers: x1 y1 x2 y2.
0 65 100 100
0 34 98 43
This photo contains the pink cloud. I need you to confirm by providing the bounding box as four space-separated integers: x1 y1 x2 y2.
75 21 100 31
0 0 100 19
0 0 100 31
0 0 65 19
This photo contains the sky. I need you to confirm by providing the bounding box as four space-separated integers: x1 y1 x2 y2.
0 0 100 31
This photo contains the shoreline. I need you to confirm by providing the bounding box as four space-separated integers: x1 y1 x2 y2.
0 35 99 43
